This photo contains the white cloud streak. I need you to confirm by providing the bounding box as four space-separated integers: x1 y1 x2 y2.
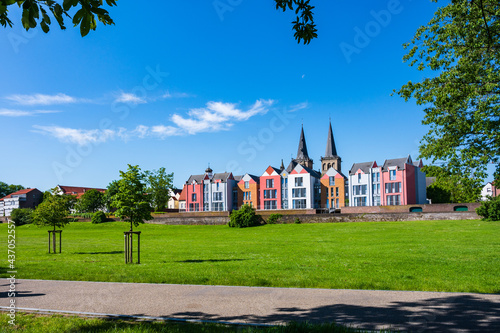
5 93 77 106
115 92 147 104
0 109 61 117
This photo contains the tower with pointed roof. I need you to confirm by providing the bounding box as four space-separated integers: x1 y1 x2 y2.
321 121 341 174
293 125 313 169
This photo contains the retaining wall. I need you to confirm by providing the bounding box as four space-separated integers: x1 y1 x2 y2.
341 203 480 214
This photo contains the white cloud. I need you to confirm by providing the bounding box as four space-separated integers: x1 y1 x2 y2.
32 99 277 145
32 125 116 146
171 99 274 134
289 102 309 112
115 92 146 104
0 109 61 117
5 93 77 106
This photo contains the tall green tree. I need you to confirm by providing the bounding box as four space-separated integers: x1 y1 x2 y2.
144 167 173 212
76 189 104 213
111 164 152 231
423 165 481 203
104 179 119 212
397 0 500 199
32 192 71 231
1 0 317 43
0 181 24 197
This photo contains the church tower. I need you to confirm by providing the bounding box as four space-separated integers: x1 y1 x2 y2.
321 121 341 174
295 125 313 169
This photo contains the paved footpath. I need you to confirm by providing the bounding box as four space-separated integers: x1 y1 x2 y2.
1 279 500 332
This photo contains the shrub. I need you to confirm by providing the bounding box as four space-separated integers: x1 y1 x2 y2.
91 211 108 224
294 217 301 224
476 196 500 221
10 208 34 226
267 213 283 224
228 204 260 228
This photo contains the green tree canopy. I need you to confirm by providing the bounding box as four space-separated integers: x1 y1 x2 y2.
0 181 24 197
1 0 317 43
397 0 500 192
144 167 173 212
111 164 152 231
104 179 119 211
75 188 104 213
32 192 71 230
423 165 480 203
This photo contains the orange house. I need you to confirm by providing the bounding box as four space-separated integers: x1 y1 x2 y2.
320 167 347 210
237 174 260 209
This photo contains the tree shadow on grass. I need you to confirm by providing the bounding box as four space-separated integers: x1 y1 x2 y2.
174 259 247 263
73 251 124 255
169 294 500 332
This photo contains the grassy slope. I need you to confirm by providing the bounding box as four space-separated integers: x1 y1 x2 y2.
2 220 499 293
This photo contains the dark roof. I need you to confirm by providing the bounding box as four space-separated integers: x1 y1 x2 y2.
233 175 243 182
213 173 232 182
301 165 321 179
187 174 205 184
296 126 310 161
324 121 338 158
285 160 298 173
382 156 411 171
173 189 182 195
349 161 376 175
248 174 260 183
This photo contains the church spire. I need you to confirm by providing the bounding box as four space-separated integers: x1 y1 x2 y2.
324 120 338 157
296 125 310 161
294 125 313 169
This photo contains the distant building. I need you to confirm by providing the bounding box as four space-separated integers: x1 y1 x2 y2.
320 121 341 174
381 156 426 206
55 185 106 199
348 161 379 207
481 182 499 201
167 189 182 209
0 188 43 217
178 187 187 211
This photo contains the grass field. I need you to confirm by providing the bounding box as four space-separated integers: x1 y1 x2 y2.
0 313 382 333
2 220 500 293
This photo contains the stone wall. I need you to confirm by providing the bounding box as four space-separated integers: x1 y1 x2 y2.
0 216 8 223
341 203 480 214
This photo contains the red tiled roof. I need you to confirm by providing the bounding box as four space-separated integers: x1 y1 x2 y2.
58 185 106 199
0 188 38 201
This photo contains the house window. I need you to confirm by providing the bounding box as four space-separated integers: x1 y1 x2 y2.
373 196 381 206
293 199 306 209
336 198 339 208
385 182 402 194
330 187 334 197
295 177 303 187
292 188 306 198
266 179 274 188
329 176 335 186
387 195 401 206
390 170 397 181
358 173 362 182
372 172 380 183
244 181 249 189
264 200 277 210
264 190 277 199
353 197 366 207
192 184 195 191
353 185 367 196
249 192 251 200
336 187 339 197
213 192 222 201
192 193 197 201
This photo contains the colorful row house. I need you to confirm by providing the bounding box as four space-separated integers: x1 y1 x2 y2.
236 174 260 208
348 156 426 207
320 167 348 210
184 167 238 212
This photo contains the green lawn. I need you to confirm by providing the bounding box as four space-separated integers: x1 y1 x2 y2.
0 313 380 333
2 220 500 293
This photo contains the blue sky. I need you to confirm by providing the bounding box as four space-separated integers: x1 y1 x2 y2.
2 0 490 191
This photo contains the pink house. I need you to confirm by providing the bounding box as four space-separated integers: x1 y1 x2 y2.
381 156 426 206
260 166 283 210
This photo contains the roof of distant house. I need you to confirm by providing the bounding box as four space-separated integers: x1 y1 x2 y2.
0 188 41 201
179 187 187 201
57 185 106 199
